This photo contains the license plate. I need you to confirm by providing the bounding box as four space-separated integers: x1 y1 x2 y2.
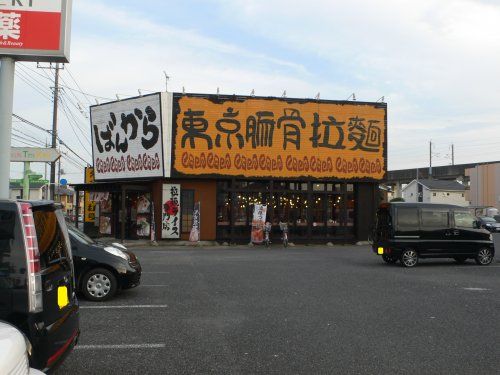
58 286 69 309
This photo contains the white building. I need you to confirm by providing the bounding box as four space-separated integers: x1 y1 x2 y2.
466 162 500 210
402 179 468 206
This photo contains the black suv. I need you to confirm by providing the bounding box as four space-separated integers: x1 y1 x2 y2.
0 200 79 372
371 202 495 267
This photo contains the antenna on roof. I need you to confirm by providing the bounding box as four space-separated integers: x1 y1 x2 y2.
315 92 320 100
282 90 287 98
347 93 356 101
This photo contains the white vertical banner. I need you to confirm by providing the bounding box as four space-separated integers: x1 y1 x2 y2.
161 184 181 239
251 204 267 244
189 201 201 242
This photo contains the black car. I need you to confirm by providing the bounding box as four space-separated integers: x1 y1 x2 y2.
68 226 141 301
0 200 79 372
477 216 500 232
371 202 494 267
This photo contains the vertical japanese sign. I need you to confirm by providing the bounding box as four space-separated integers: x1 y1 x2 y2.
173 95 386 180
90 92 173 181
0 0 72 62
83 167 95 223
162 184 180 239
189 201 200 242
251 204 267 244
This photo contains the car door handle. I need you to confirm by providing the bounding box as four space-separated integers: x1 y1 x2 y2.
445 232 452 236
453 230 459 235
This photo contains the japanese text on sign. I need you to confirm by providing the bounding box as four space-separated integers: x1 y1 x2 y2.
174 97 386 180
162 184 181 239
91 94 165 180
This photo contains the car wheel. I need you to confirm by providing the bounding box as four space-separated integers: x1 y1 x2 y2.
400 249 418 267
82 268 117 301
453 256 467 264
475 248 493 266
382 254 398 264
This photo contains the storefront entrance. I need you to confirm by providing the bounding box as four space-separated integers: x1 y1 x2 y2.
216 180 356 244
74 182 153 242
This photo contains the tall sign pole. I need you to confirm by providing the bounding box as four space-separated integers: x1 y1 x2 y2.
0 0 72 200
0 57 15 199
50 64 60 200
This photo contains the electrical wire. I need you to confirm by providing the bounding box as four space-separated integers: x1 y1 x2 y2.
58 97 93 158
65 66 94 105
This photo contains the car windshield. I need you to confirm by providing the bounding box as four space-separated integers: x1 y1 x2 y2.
68 226 96 245
481 217 497 223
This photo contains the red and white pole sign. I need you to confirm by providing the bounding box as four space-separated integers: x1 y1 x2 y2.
0 0 72 62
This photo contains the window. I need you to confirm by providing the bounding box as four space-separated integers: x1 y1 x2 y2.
421 210 449 228
396 207 419 228
181 190 195 233
313 183 325 192
454 211 475 228
327 183 341 192
33 209 70 269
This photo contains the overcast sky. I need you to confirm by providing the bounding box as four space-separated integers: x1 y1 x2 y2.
6 0 500 183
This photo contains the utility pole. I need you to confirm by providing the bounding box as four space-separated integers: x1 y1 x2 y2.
0 57 16 199
429 141 432 178
50 63 60 201
451 144 454 166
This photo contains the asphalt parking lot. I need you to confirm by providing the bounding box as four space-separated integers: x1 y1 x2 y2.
56 245 500 375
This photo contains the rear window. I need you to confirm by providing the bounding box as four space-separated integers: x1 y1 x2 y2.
0 208 23 279
33 208 71 269
421 209 449 228
396 207 419 228
454 211 476 228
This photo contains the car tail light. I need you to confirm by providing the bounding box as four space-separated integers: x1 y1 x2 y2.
18 202 43 313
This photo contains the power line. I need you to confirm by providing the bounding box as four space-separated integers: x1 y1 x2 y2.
58 97 93 159
14 71 53 101
12 114 91 165
65 66 94 105
12 128 46 146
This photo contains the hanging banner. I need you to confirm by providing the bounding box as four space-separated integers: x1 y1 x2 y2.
189 201 201 242
251 204 267 244
150 202 155 242
162 184 180 239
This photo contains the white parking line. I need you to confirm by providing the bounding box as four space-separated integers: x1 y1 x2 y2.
76 344 166 350
462 287 490 291
79 304 168 309
140 285 169 287
142 272 171 274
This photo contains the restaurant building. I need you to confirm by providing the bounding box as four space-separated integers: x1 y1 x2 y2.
74 92 387 244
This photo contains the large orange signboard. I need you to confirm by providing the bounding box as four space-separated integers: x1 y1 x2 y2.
173 95 387 180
